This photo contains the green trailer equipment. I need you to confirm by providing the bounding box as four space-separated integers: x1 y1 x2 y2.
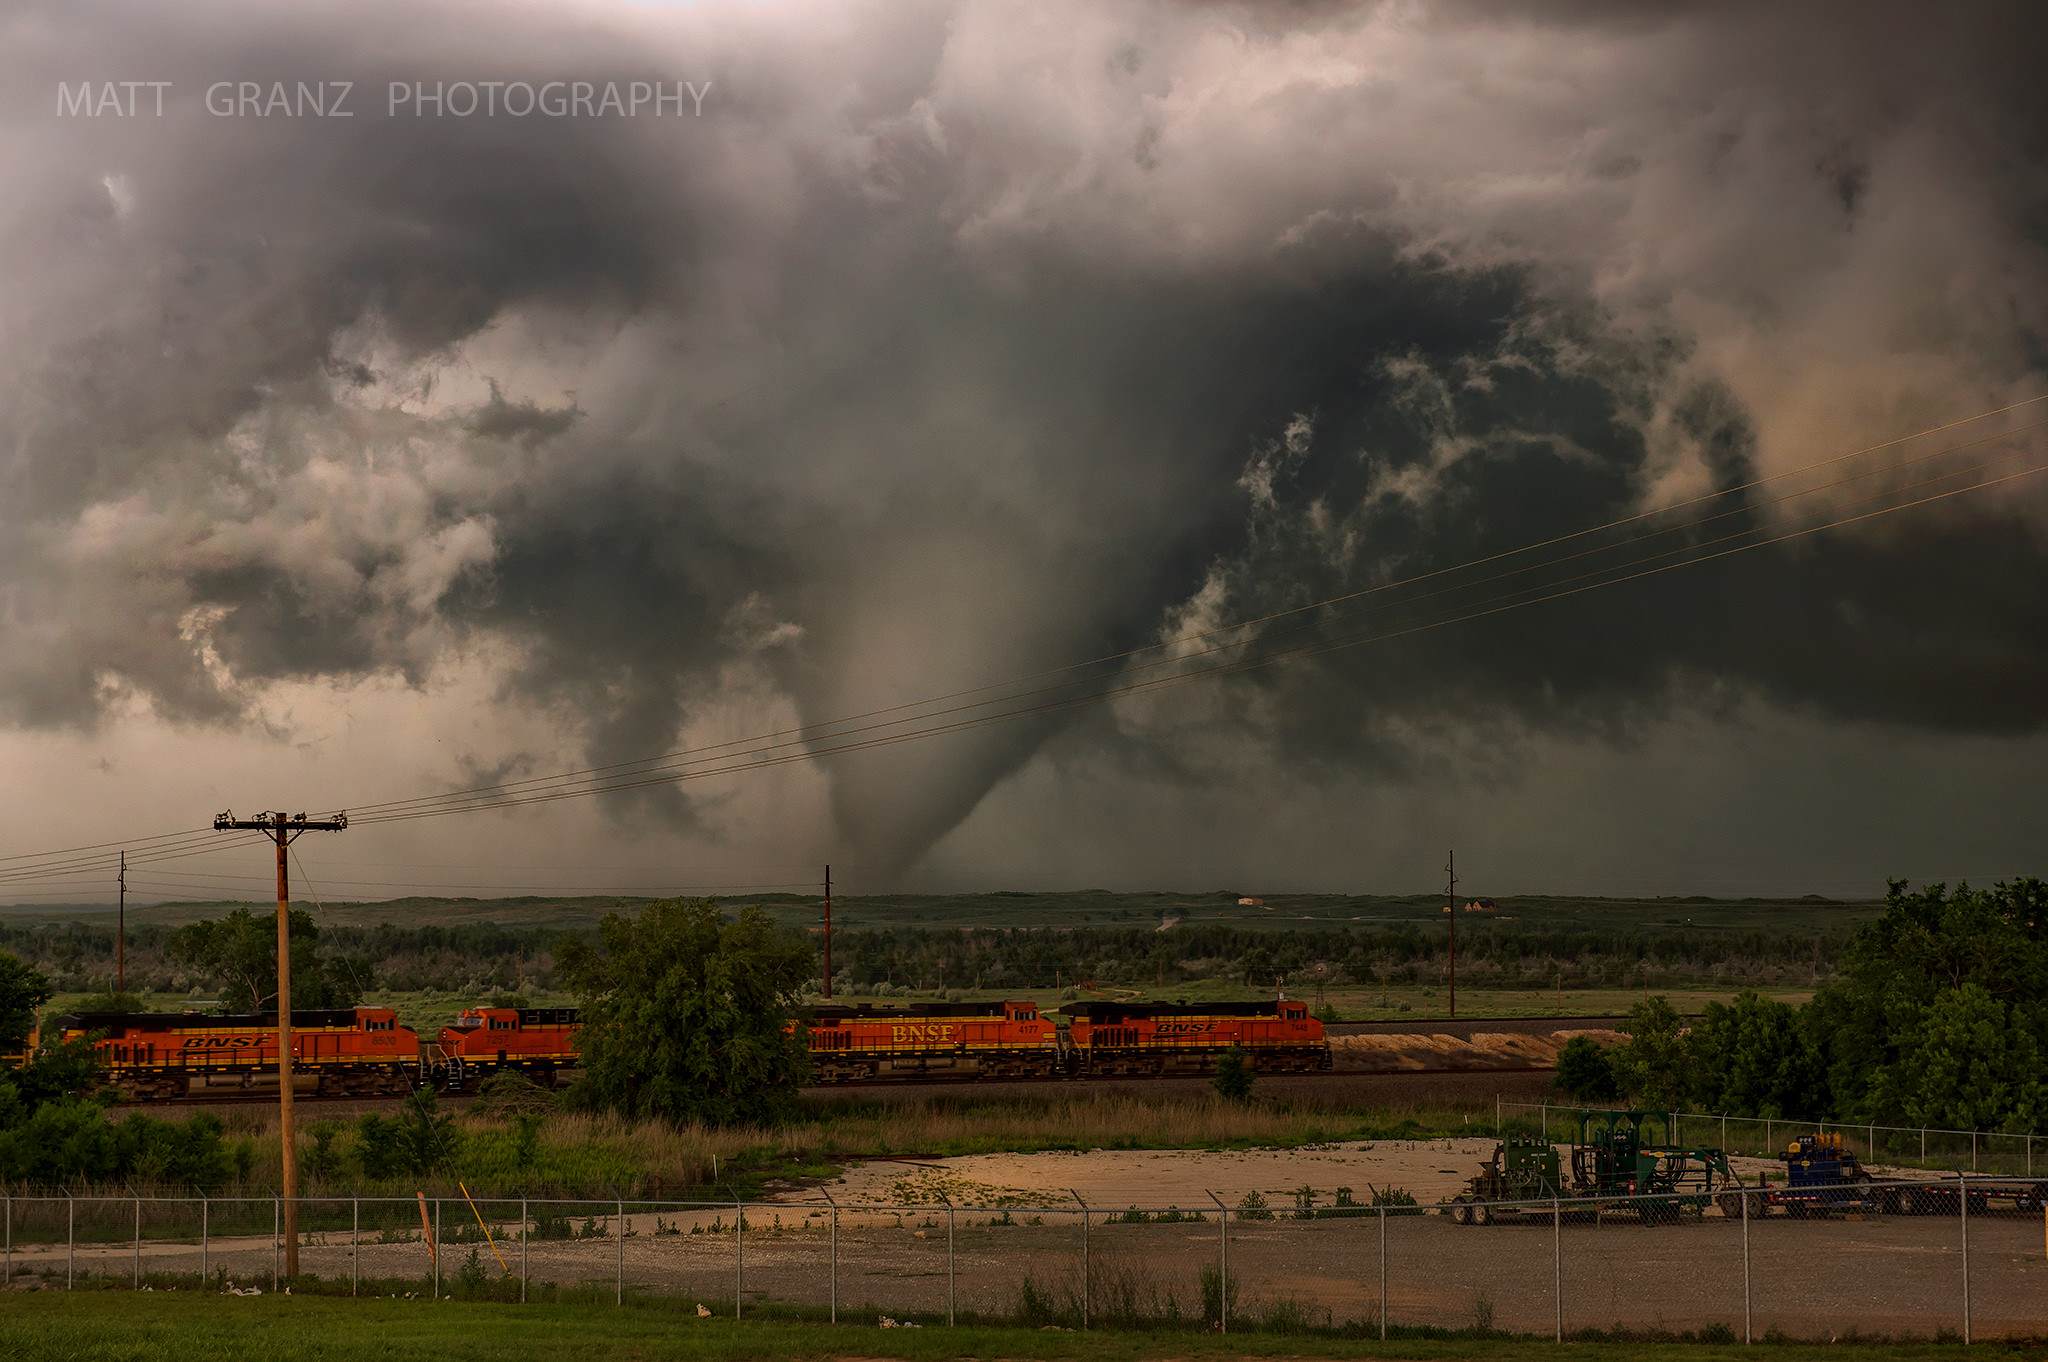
1449 1109 1742 1225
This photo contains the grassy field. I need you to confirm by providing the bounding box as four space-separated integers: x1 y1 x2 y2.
6 888 1883 936
0 1293 2011 1362
80 1089 1509 1205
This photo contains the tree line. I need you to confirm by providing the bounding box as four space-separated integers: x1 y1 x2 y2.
1556 878 2048 1133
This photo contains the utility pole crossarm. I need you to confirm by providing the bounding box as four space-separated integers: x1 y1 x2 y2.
211 807 348 1282
213 811 350 835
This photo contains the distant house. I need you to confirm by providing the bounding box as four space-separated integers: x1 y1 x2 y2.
1464 898 1499 913
1237 896 1265 907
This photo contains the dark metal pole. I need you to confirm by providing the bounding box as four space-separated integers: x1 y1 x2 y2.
1379 1205 1387 1341
1445 850 1457 1019
821 1190 837 1324
1960 1172 1971 1344
1205 1190 1228 1334
117 851 126 993
520 1197 528 1304
822 866 832 999
1070 1190 1089 1330
1553 1194 1562 1342
1742 1184 1751 1344
352 1198 359 1297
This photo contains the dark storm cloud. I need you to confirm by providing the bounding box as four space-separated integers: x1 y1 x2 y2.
2 0 2045 875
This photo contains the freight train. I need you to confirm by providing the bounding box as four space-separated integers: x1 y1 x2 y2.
46 996 1329 1100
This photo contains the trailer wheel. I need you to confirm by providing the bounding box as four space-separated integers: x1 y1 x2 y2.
1471 1202 1492 1227
1450 1198 1473 1226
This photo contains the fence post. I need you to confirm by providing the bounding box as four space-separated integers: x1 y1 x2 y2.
1764 1117 1771 1153
734 1196 743 1319
434 1199 442 1300
1742 1185 1752 1344
272 1195 280 1290
1722 1114 1728 1151
821 1191 837 1325
519 1197 528 1305
1972 1131 1978 1172
1542 1103 1548 1141
67 1192 74 1290
1069 1190 1088 1330
201 1195 208 1283
1922 1127 1927 1162
5 1191 11 1286
135 1195 142 1288
1496 1093 1501 1136
1379 1204 1387 1341
1205 1190 1228 1334
1869 1123 1877 1163
352 1198 359 1297
1960 1172 1971 1345
946 1197 956 1327
616 1196 624 1307
1552 1194 1562 1342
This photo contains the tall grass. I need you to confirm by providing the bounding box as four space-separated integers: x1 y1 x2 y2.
64 1090 1499 1202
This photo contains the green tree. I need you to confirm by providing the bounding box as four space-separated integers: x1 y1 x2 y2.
1606 995 1691 1108
1552 1035 1621 1103
168 907 365 1012
556 898 815 1127
1212 1045 1255 1102
1808 878 2048 1124
0 951 51 1052
1686 990 1825 1119
1874 983 2043 1131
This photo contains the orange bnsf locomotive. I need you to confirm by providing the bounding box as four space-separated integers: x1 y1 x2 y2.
45 996 1330 1100
52 1008 422 1100
802 999 1059 1083
431 1006 580 1091
1060 999 1331 1077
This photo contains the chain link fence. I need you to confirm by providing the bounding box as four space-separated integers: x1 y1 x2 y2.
1504 1101 2045 1176
5 1178 2044 1340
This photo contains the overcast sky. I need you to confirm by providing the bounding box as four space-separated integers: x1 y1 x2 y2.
2 0 2044 905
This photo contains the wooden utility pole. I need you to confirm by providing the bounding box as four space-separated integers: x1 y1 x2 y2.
1444 850 1458 1021
822 865 833 1000
116 851 126 994
213 809 347 1279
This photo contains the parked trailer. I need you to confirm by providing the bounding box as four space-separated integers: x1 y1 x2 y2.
1450 1108 1740 1225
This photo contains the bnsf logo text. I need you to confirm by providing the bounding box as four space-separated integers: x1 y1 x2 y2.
1153 1022 1217 1035
182 1036 260 1049
890 1024 957 1045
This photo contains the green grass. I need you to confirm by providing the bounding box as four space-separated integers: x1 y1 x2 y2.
0 1292 2017 1362
9 888 1882 936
